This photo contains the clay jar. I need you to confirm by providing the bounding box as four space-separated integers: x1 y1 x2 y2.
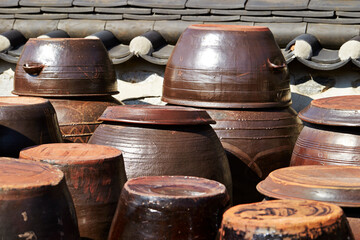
13 38 118 97
205 107 302 204
0 157 79 239
19 143 127 240
88 105 232 196
49 96 122 143
108 176 230 240
291 95 360 166
257 165 360 239
220 200 354 240
0 96 62 157
163 24 291 108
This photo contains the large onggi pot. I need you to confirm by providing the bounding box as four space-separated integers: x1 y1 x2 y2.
162 24 291 108
291 95 360 166
206 107 302 204
13 38 118 97
88 105 232 197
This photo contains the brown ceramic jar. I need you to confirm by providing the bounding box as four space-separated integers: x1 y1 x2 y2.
205 107 302 204
13 38 118 97
220 200 354 240
88 105 232 197
0 157 79 239
0 96 62 157
257 165 360 239
108 176 230 240
19 143 127 240
49 96 122 143
163 24 291 108
291 95 360 166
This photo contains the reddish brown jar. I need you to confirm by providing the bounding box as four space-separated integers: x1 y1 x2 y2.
291 95 360 166
0 157 79 239
220 200 354 240
206 107 302 204
0 96 62 157
257 165 360 239
163 24 291 108
49 96 122 143
108 176 230 240
88 105 232 197
20 143 127 240
13 38 118 97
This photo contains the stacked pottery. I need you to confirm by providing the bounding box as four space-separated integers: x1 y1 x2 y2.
13 38 121 143
257 165 360 239
88 105 233 197
162 24 302 204
19 143 127 240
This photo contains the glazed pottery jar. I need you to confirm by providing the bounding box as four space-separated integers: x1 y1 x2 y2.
13 38 118 97
220 200 354 240
206 107 302 204
257 165 360 239
291 95 360 166
88 105 232 196
0 157 79 239
163 24 290 108
49 96 122 143
0 96 62 157
108 176 229 240
20 143 127 240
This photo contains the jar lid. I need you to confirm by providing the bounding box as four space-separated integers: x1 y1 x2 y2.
257 165 360 207
299 95 360 127
98 105 215 125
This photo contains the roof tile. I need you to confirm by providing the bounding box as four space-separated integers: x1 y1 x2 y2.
41 7 94 13
154 20 202 44
182 15 240 22
152 8 210 15
96 7 151 14
0 20 15 32
308 0 360 11
246 0 309 10
105 20 154 43
0 15 15 19
241 16 303 23
15 13 68 19
186 0 246 9
73 0 127 7
0 0 19 7
0 7 40 14
13 19 59 38
128 0 186 9
69 14 123 20
19 0 72 7
58 19 106 37
272 10 334 18
123 14 180 20
211 9 271 16
337 11 360 18
304 17 360 24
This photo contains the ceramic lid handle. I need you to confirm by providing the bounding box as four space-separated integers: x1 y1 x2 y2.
23 63 44 76
267 59 286 69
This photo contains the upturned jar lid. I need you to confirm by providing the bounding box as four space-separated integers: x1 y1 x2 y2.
257 165 360 207
299 95 360 127
98 105 215 125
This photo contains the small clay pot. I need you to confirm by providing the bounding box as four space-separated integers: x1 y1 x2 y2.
49 96 122 143
220 200 354 240
0 96 62 157
257 165 360 239
19 143 127 240
291 95 360 166
108 176 230 240
88 105 232 197
14 38 118 97
163 24 291 108
206 107 302 204
0 157 79 239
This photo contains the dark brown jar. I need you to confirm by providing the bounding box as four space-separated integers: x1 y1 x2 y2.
0 96 62 157
13 38 118 97
20 143 127 240
163 24 291 108
49 96 122 143
257 165 360 239
88 105 232 197
108 176 230 240
291 95 360 166
0 157 79 239
205 107 302 204
220 200 354 240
